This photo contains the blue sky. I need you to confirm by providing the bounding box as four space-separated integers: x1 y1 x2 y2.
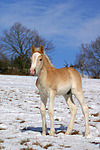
0 0 100 68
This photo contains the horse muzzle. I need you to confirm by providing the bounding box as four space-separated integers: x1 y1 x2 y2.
30 68 36 76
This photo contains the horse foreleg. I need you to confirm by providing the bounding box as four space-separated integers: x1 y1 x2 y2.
64 94 77 135
48 90 55 136
40 95 47 136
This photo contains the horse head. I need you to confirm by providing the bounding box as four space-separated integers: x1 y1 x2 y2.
30 45 44 76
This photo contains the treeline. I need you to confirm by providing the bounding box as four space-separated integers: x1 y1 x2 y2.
0 22 100 78
75 37 100 78
0 22 54 75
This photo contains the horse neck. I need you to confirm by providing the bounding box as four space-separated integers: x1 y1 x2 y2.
38 55 54 78
43 55 53 69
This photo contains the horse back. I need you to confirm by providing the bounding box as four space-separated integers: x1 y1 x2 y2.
50 67 82 94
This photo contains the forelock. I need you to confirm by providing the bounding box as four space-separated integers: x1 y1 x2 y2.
32 52 41 62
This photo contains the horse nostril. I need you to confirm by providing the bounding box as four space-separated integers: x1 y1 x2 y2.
30 68 36 75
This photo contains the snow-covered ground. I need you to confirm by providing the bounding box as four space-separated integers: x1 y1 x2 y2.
0 75 100 150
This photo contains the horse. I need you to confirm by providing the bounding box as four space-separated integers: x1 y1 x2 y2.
30 45 90 136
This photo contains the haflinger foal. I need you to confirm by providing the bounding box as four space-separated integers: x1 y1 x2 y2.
30 45 90 136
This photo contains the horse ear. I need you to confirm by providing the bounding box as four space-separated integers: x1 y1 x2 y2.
31 45 35 53
40 45 44 54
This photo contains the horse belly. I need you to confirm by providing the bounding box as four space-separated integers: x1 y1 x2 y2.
56 83 71 95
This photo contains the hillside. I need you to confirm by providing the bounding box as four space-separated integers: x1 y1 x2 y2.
0 75 100 150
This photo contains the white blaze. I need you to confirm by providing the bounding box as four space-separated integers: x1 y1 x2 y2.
31 52 41 69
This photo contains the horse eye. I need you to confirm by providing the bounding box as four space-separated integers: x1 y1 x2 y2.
39 58 42 61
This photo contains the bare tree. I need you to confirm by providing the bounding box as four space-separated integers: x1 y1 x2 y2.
75 37 100 78
0 22 54 74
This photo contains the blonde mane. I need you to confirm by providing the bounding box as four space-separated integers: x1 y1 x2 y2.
44 53 54 68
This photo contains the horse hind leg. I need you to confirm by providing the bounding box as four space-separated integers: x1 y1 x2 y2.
64 93 77 135
73 90 90 136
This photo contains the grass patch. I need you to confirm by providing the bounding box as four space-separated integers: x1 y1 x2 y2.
20 120 25 124
60 144 71 148
71 130 80 135
20 148 33 150
0 140 4 143
0 146 5 149
93 119 100 122
20 139 30 145
90 124 96 127
91 113 99 117
32 141 53 149
32 141 42 148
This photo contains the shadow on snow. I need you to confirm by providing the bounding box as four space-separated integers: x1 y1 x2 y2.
21 125 67 135
20 125 81 135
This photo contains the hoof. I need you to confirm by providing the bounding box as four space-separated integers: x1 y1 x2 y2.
85 131 90 137
65 131 71 135
49 130 55 136
42 132 46 136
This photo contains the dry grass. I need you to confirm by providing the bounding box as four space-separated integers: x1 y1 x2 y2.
90 124 96 127
0 146 5 149
20 120 25 124
71 130 80 135
55 118 59 121
34 106 40 109
43 143 53 149
0 127 6 130
20 148 34 150
0 139 5 149
32 141 53 149
91 113 99 117
60 144 71 149
0 140 4 143
20 139 30 145
93 119 100 122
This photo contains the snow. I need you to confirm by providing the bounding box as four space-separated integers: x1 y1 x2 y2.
0 75 100 150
